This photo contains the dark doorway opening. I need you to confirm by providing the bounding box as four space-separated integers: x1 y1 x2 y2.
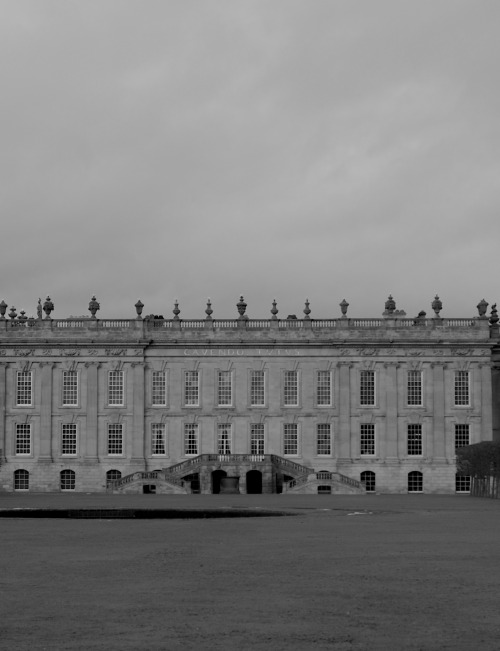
211 469 227 494
143 485 156 494
246 470 263 494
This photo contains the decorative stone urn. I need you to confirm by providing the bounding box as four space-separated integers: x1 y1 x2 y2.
477 298 489 318
237 295 248 319
339 298 349 317
431 295 442 318
43 296 54 319
88 296 100 319
135 300 144 319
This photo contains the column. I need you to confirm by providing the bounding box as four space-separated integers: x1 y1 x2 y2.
39 362 53 461
0 364 6 461
85 363 99 460
480 363 493 441
432 363 446 458
338 362 351 459
132 363 145 463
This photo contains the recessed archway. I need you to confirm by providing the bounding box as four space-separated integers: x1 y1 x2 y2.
211 469 227 494
246 470 262 494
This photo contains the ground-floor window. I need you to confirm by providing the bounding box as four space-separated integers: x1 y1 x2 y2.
408 471 423 493
14 469 29 490
361 470 376 492
455 475 471 493
317 485 332 495
60 469 76 491
106 469 122 487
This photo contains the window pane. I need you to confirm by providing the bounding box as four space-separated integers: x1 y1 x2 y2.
407 371 422 406
108 371 124 406
284 371 298 406
408 471 423 492
62 423 77 455
455 424 470 450
184 371 199 406
360 371 375 406
283 424 298 455
250 424 265 455
14 469 29 490
360 471 376 492
316 424 331 455
407 424 422 455
184 423 199 455
152 371 167 406
151 423 167 455
60 469 75 491
250 371 265 406
16 371 32 406
108 424 123 455
454 371 470 406
217 371 232 406
360 424 375 455
15 424 31 455
316 371 332 406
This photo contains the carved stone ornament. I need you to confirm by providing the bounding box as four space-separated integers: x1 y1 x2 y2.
105 349 126 356
477 298 488 317
339 299 349 317
0 300 7 319
384 295 396 314
88 296 100 319
237 295 247 318
135 300 144 319
270 299 278 320
431 295 442 317
43 296 54 319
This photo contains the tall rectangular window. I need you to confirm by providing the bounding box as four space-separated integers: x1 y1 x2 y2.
61 423 77 455
152 371 167 406
217 423 232 454
107 424 123 455
407 424 422 455
184 371 199 406
217 371 232 406
250 424 265 455
184 423 199 455
454 371 470 406
455 424 470 450
360 371 375 406
316 371 332 406
151 423 167 455
283 423 299 455
15 424 31 455
250 370 265 406
316 424 332 456
62 371 78 406
108 371 124 406
360 424 375 455
407 371 422 406
284 371 299 406
16 371 33 406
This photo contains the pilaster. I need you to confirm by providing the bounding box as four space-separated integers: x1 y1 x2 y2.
85 362 99 460
338 362 351 459
39 362 54 461
132 363 145 462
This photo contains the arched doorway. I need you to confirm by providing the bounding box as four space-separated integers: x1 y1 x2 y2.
246 470 262 494
211 469 227 494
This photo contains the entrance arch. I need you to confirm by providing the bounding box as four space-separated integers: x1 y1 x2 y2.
246 470 262 494
211 469 227 494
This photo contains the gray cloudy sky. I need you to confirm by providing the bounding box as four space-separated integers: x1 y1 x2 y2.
2 0 499 320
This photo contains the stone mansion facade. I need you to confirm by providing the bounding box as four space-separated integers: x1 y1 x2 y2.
1 295 499 495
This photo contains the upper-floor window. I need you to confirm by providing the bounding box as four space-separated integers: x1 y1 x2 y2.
316 371 332 406
250 423 265 455
107 423 123 455
151 423 167 455
360 423 375 455
455 424 470 450
16 371 33 406
62 371 78 406
454 371 470 406
283 423 299 455
407 370 422 406
184 423 199 455
217 423 232 454
108 371 124 406
217 371 232 406
61 423 77 456
184 371 199 407
283 371 299 406
407 424 422 455
360 371 375 406
316 423 332 456
152 371 167 406
15 424 32 455
250 370 265 406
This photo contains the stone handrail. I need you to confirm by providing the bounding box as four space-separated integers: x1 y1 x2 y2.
108 471 184 490
284 471 363 491
270 454 313 476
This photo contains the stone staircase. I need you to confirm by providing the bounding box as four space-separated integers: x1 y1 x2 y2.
283 471 366 495
107 471 189 494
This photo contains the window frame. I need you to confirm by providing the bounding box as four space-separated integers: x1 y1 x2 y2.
184 423 199 456
408 470 423 493
316 423 332 456
249 370 266 407
360 470 376 493
250 423 265 455
216 370 233 407
60 469 76 491
454 423 470 450
14 469 30 491
107 423 124 456
15 423 32 456
62 370 79 407
407 424 423 456
407 370 423 407
16 371 33 407
217 423 232 455
360 423 376 456
61 423 78 456
151 422 167 456
108 370 125 407
283 423 300 457
359 370 376 407
454 370 470 407
316 371 333 407
151 370 167 407
184 370 200 407
283 370 299 407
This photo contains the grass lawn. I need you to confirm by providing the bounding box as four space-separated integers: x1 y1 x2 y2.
1 494 500 650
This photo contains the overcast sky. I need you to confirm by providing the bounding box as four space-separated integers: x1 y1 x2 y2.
1 0 499 320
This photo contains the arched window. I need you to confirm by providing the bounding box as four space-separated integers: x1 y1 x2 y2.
14 469 29 491
361 470 376 493
106 469 122 487
60 469 75 491
408 471 423 493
